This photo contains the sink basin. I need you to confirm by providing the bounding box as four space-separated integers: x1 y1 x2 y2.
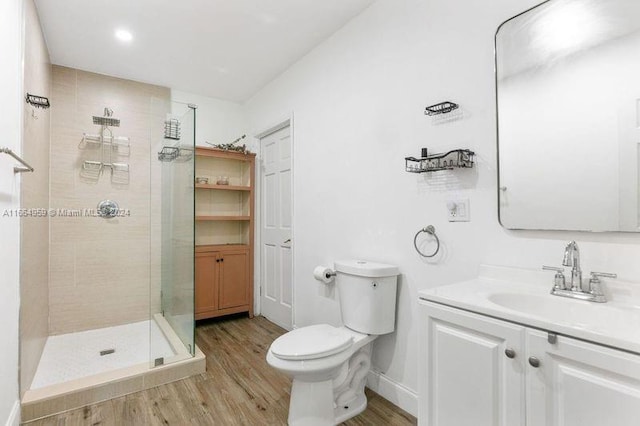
488 292 640 332
418 265 640 354
488 293 593 321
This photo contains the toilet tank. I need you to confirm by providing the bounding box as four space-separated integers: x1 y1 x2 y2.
334 260 399 335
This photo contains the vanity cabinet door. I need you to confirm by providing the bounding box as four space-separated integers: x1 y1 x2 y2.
419 301 526 426
527 329 640 426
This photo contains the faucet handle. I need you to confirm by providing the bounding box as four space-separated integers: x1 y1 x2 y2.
588 272 616 302
590 271 617 280
543 266 566 290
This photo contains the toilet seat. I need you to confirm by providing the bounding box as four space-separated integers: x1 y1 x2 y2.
270 324 354 361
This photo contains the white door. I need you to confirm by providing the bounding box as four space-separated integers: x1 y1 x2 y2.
260 124 293 330
527 329 640 426
419 301 526 426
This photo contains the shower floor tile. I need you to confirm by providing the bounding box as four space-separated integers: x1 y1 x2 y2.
31 320 175 390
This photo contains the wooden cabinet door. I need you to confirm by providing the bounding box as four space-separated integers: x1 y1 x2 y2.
195 252 218 315
527 329 640 426
419 301 526 426
218 249 248 309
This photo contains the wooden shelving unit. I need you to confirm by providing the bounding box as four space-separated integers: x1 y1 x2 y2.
195 216 251 222
194 147 255 320
195 184 251 191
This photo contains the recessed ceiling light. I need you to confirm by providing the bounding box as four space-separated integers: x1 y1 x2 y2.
115 29 133 43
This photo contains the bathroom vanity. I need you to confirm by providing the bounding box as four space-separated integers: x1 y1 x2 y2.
418 265 640 426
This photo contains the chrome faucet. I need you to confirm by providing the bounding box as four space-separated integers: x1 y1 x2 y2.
542 241 617 303
562 241 582 292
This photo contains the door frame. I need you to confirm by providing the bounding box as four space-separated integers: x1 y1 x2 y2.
253 113 295 330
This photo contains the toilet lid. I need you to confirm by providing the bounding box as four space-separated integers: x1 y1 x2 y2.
270 324 354 361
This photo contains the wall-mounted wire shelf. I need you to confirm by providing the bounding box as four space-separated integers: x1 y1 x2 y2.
158 146 193 162
25 93 50 109
405 149 475 173
424 101 459 116
164 118 181 140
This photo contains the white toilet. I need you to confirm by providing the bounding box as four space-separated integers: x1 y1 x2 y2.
266 260 399 425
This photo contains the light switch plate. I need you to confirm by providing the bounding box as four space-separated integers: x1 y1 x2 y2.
447 198 470 222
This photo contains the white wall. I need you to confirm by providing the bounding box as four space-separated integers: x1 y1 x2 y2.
245 0 640 415
170 90 246 148
0 0 24 424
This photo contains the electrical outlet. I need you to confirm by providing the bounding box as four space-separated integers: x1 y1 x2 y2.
447 198 470 222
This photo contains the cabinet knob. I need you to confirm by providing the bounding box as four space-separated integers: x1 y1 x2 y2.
220 258 224 262
216 259 220 263
504 348 516 359
528 356 540 368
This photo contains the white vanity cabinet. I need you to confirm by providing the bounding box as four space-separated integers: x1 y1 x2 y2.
419 300 640 426
527 329 640 426
418 301 526 426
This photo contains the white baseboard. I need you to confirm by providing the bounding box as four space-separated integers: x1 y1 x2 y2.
366 370 418 418
5 400 19 426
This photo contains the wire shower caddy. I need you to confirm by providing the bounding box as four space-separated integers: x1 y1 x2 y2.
405 149 475 173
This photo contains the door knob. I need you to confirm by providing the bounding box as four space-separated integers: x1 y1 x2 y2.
528 356 540 368
504 348 516 359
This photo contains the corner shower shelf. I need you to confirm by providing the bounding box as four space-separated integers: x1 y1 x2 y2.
195 215 251 222
195 184 251 191
405 149 475 173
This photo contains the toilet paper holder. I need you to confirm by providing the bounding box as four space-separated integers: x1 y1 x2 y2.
314 266 336 284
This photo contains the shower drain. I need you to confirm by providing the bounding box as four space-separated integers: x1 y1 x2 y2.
99 348 115 356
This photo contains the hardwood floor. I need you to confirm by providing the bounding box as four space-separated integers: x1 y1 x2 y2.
28 315 416 425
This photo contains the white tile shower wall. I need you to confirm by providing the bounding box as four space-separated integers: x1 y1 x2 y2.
0 0 24 424
49 66 170 335
244 0 640 415
20 0 51 396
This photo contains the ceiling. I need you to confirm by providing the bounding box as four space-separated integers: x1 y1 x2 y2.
34 0 376 102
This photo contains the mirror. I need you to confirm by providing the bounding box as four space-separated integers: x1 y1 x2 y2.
496 0 640 232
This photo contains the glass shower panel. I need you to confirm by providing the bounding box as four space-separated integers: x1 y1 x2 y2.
150 102 195 367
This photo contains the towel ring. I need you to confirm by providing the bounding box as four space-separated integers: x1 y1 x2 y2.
414 225 440 258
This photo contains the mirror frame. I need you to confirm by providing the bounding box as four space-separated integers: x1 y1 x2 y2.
493 0 632 233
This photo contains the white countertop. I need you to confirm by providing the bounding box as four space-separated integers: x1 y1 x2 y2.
418 265 640 354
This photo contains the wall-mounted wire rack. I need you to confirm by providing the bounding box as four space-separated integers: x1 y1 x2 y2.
164 118 181 140
158 146 193 162
424 101 459 116
405 149 475 173
25 93 50 109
